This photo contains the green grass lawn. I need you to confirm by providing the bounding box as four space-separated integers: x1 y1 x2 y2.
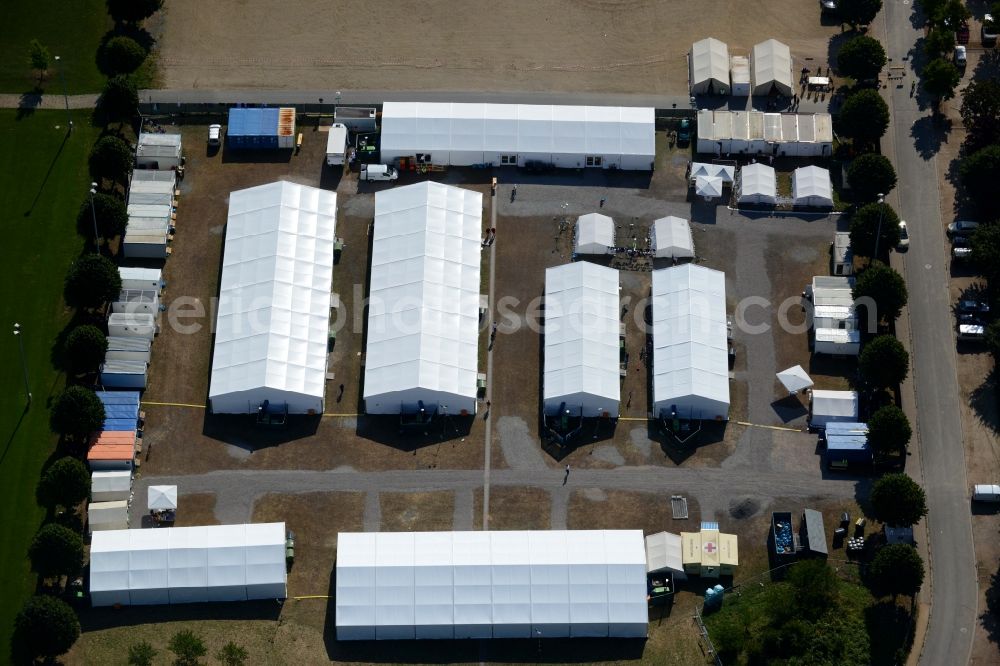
0 0 111 94
0 110 97 660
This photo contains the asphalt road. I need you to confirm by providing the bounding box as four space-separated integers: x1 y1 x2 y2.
881 2 978 664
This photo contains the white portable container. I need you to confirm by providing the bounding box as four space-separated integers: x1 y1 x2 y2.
326 123 348 166
108 313 157 340
112 289 160 315
100 360 148 389
973 484 1000 502
119 266 163 291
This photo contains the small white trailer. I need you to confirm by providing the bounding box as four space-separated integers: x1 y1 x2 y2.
814 328 860 356
108 313 157 340
119 266 163 291
326 123 348 166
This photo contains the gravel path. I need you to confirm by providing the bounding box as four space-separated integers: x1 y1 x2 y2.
363 492 380 531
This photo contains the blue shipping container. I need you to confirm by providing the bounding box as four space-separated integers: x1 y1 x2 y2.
227 108 281 149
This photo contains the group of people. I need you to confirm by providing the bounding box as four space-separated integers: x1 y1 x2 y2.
482 227 497 247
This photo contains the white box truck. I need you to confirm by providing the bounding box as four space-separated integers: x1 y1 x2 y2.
326 123 348 166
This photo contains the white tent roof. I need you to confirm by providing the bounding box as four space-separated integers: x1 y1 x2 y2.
89 523 287 606
91 470 132 501
88 501 129 532
690 162 735 183
652 265 730 420
695 175 724 198
363 182 482 414
651 216 694 259
148 485 178 510
335 530 648 640
209 181 337 414
690 38 730 95
776 365 813 393
811 390 858 419
644 532 684 574
792 166 833 207
131 169 176 185
575 213 615 254
812 276 855 308
543 263 621 415
738 163 777 204
380 102 655 159
751 39 793 96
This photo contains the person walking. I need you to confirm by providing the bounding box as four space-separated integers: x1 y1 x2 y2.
599 197 606 208
563 464 571 485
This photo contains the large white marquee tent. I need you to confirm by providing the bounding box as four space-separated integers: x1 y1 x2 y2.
209 181 337 415
651 216 694 259
574 213 615 255
737 163 777 205
751 39 793 96
90 523 287 606
335 530 648 640
651 265 730 421
690 38 730 95
380 102 655 170
792 166 834 208
543 263 621 417
364 182 482 416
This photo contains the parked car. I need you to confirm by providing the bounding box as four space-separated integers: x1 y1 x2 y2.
952 234 971 248
983 14 997 46
973 484 1000 502
208 124 222 147
677 119 691 146
896 220 910 250
958 299 990 315
361 164 398 182
957 21 971 44
820 0 838 13
954 44 968 67
953 246 974 261
958 313 984 326
948 220 980 237
958 322 985 340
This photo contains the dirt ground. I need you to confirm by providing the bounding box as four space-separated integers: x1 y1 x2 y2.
473 487 551 530
171 492 220 527
379 491 456 532
156 0 839 94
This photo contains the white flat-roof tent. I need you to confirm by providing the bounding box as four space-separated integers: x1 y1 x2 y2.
651 216 694 259
793 166 834 208
209 181 337 415
737 163 777 205
574 213 615 255
809 390 859 428
543 263 621 417
91 470 132 502
751 39 793 96
136 133 182 169
88 500 128 533
119 266 163 292
644 531 686 580
690 38 730 95
652 265 730 421
696 110 832 156
380 102 655 170
335 530 648 640
89 523 287 606
363 182 482 416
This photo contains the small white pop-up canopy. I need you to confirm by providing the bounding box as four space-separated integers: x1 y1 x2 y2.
690 38 731 95
696 175 724 199
792 166 833 208
776 365 813 393
88 500 129 533
575 213 615 254
690 162 735 184
809 390 859 429
751 39 793 96
738 163 777 205
651 216 694 259
148 485 178 511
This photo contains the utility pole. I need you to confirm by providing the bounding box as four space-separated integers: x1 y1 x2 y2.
89 183 100 253
13 323 31 406
873 193 886 263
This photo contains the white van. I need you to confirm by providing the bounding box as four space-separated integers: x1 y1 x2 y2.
973 484 1000 502
326 123 348 166
361 164 398 182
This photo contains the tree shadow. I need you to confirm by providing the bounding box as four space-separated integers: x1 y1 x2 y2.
970 365 1000 435
865 599 916 666
910 114 953 159
983 558 1000 648
22 130 71 217
15 87 44 120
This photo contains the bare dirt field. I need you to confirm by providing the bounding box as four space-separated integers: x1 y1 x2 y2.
157 0 839 94
171 492 220 527
379 491 456 532
473 486 551 530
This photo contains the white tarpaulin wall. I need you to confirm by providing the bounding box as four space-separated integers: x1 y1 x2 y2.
690 38 730 95
651 216 694 259
364 182 482 416
738 163 777 205
335 530 648 640
91 470 132 502
574 213 615 254
89 523 287 606
209 181 337 414
751 39 793 96
88 501 128 533
543 263 621 417
809 390 859 428
652 265 730 420
380 102 655 170
793 166 833 207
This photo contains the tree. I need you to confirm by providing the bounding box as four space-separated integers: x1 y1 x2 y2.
103 35 148 75
960 80 1000 150
936 0 971 30
27 38 51 83
128 641 158 666
12 596 80 661
846 153 897 203
871 472 928 526
986 320 1000 359
869 543 925 598
216 641 249 666
923 26 955 58
37 456 91 510
101 74 139 121
28 523 85 579
838 0 884 27
77 191 128 240
960 145 1000 220
50 386 105 439
64 253 122 310
89 135 133 185
788 559 838 618
970 221 1000 279
922 58 961 109
867 404 913 459
859 335 910 388
848 201 900 258
169 629 207 666
837 89 890 147
107 0 163 24
853 261 908 323
836 35 887 82
65 324 109 373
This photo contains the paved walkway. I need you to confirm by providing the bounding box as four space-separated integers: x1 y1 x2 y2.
0 92 99 110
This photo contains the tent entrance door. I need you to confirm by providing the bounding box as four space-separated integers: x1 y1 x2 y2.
585 155 604 168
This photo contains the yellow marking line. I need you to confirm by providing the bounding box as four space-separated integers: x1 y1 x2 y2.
736 421 802 432
292 595 330 600
323 413 360 417
617 416 647 422
141 401 206 409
